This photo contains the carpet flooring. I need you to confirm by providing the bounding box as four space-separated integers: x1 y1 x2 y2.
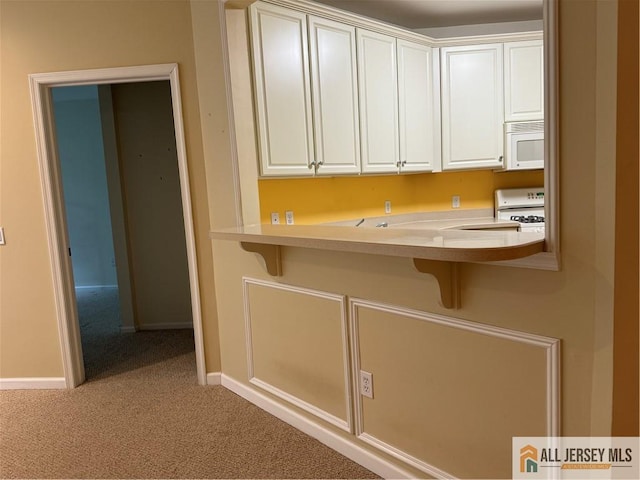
0 288 379 479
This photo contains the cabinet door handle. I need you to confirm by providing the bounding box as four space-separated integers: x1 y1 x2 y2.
498 156 503 163
317 160 324 167
401 161 407 167
308 161 316 169
396 161 401 168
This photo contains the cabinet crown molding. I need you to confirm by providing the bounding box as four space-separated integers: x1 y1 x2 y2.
258 0 542 46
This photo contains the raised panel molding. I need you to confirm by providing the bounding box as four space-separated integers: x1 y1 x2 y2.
349 298 560 478
357 29 399 173
504 40 544 122
250 2 315 176
308 15 361 174
242 277 353 432
440 44 505 170
397 40 440 173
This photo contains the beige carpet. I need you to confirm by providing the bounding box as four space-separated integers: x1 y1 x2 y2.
0 288 379 479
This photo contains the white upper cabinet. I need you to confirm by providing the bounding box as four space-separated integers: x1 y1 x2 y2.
308 16 361 175
397 40 441 173
249 1 542 177
250 3 315 176
504 40 544 122
357 29 400 174
441 44 505 170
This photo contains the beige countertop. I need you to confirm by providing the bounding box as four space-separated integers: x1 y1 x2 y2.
325 209 520 231
209 223 544 263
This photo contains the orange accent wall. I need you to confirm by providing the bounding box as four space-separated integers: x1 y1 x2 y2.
258 169 544 224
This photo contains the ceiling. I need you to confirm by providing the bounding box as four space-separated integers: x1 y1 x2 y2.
311 0 543 29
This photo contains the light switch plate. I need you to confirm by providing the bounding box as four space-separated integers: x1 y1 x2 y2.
285 210 294 225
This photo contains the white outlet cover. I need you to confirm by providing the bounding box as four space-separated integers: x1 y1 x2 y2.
270 212 280 225
360 370 373 399
384 200 391 214
452 195 461 208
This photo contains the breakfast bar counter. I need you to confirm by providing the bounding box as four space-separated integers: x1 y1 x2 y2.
210 223 544 309
209 223 545 263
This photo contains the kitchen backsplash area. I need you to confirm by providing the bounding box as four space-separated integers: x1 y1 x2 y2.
258 169 543 224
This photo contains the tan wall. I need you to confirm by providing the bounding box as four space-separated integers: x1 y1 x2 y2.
212 0 621 476
111 81 192 329
0 0 632 476
0 0 221 376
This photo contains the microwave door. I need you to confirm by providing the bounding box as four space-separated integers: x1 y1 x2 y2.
507 132 544 170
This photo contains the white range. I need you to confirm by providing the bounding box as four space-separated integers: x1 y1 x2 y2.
495 187 545 233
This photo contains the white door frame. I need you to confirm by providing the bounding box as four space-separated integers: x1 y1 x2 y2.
29 63 207 387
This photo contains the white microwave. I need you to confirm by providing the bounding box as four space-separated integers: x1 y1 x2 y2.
504 121 544 170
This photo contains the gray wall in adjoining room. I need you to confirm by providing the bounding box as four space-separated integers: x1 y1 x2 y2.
52 85 117 288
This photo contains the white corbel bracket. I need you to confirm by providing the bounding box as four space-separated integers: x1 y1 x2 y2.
241 242 282 276
413 259 461 310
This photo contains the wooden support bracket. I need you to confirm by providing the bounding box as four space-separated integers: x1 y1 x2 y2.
239 242 459 307
413 259 460 309
241 242 282 276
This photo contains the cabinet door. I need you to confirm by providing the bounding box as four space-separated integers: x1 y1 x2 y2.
397 40 441 173
309 16 360 175
441 44 504 170
250 2 314 176
357 29 399 174
504 40 544 122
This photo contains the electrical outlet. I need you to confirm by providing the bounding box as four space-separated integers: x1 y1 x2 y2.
270 212 280 225
384 200 391 214
360 370 373 399
285 210 294 225
452 195 461 209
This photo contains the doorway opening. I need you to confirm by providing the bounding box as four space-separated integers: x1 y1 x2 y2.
51 80 197 380
30 64 206 387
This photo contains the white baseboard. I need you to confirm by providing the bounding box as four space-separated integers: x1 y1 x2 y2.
120 326 136 333
206 372 222 385
137 322 193 330
75 285 118 290
0 377 67 390
220 374 414 480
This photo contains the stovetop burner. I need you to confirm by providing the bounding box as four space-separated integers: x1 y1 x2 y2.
510 215 545 223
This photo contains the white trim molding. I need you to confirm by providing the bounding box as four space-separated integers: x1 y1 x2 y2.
29 63 207 387
206 372 222 386
349 298 561 478
74 284 118 290
0 377 67 390
248 377 350 432
264 0 541 46
221 374 415 480
358 432 456 480
242 277 353 433
137 322 194 331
